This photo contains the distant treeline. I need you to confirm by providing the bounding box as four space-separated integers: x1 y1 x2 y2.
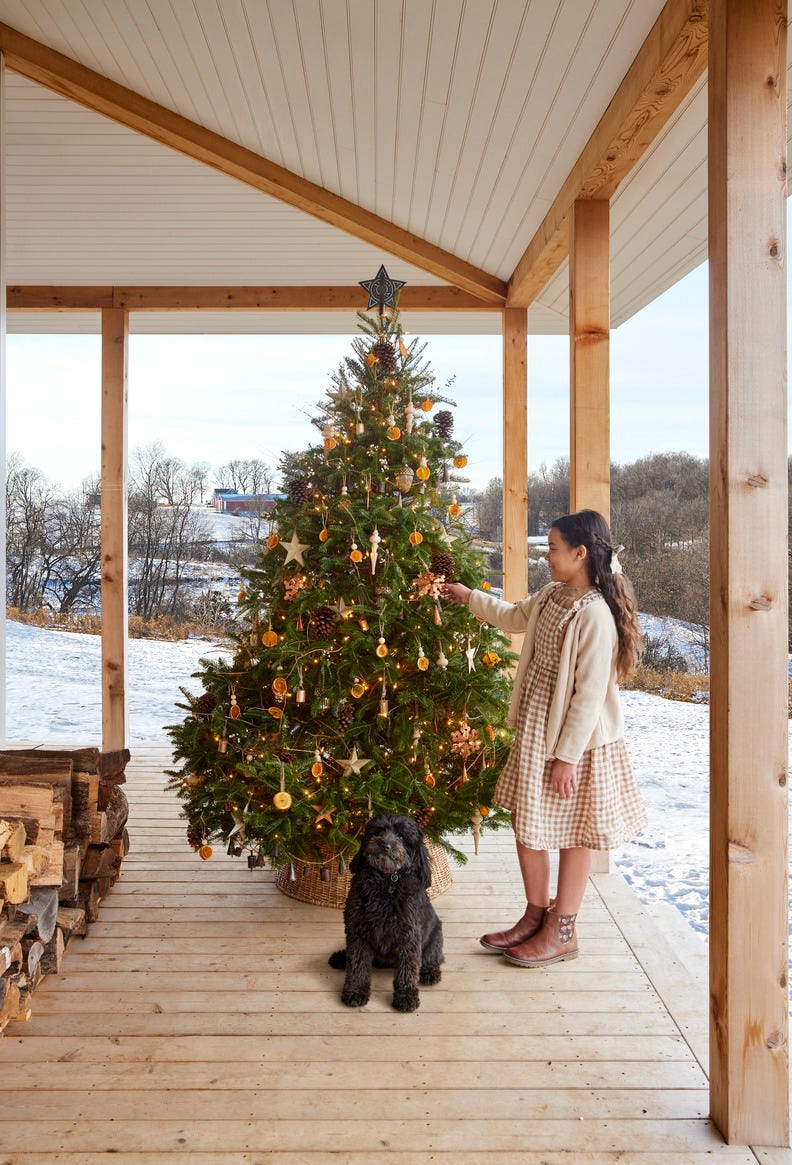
7 446 791 653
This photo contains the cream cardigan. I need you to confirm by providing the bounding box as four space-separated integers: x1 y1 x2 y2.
468 582 625 764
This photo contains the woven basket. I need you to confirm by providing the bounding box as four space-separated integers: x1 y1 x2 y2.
274 838 453 908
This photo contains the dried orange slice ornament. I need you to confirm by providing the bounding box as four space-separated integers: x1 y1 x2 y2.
272 677 288 696
375 637 389 658
262 630 278 647
319 528 329 542
273 791 292 810
408 530 423 546
199 844 213 861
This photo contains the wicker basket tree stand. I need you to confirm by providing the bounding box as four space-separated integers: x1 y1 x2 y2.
275 838 453 908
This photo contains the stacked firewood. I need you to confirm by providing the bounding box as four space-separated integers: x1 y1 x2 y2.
0 748 130 1032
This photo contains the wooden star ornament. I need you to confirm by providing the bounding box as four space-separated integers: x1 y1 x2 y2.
281 532 310 566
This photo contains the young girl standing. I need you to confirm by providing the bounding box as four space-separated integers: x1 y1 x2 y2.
443 509 646 967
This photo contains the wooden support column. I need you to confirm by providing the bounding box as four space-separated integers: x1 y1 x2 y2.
0 54 6 746
502 308 528 604
100 308 128 751
708 0 789 1145
569 199 610 521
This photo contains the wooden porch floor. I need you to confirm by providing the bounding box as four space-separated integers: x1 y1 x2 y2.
0 743 784 1164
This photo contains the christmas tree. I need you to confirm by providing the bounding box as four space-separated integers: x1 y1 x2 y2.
167 298 516 878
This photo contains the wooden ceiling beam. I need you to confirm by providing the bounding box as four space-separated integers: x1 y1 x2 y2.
508 0 708 307
7 286 498 312
0 23 506 307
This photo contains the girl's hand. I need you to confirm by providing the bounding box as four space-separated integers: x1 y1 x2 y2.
551 759 578 799
442 582 472 605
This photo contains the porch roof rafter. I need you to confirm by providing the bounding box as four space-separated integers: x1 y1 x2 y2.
508 0 708 307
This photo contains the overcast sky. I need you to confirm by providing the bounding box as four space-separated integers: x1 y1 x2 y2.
1 255 740 495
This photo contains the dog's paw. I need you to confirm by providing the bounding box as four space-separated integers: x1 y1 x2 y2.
392 990 420 1012
419 965 442 986
341 987 370 1008
328 949 347 969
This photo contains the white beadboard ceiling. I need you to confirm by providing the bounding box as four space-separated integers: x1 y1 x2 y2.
0 1 783 335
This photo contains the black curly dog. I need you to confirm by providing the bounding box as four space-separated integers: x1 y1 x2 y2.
329 814 444 1012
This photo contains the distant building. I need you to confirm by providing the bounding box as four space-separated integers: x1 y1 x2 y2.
212 489 284 516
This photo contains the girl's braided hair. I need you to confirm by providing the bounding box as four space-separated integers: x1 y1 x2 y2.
551 509 641 680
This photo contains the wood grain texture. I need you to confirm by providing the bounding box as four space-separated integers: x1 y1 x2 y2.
708 0 790 1146
100 308 128 752
502 308 528 605
569 199 611 522
508 0 708 306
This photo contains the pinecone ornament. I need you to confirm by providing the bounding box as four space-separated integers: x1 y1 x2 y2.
338 702 355 730
434 410 454 439
187 828 203 850
311 605 339 639
195 691 217 715
287 478 310 506
430 552 455 583
414 806 432 829
371 340 397 374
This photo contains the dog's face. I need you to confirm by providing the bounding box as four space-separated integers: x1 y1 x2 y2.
352 814 431 888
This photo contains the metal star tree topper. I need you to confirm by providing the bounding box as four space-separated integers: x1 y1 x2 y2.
359 264 406 321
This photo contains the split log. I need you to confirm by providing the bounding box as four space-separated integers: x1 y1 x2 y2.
56 905 87 940
98 748 130 784
0 977 21 1031
89 811 108 845
0 786 57 844
0 934 21 974
111 828 130 859
40 926 64 974
23 939 44 980
79 880 100 924
16 888 59 943
60 844 80 903
0 747 99 771
0 820 26 862
0 758 73 840
79 845 121 881
0 862 28 905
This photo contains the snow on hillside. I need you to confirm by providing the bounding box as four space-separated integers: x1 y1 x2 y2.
5 618 791 945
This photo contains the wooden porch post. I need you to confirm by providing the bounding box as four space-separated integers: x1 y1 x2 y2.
569 198 611 875
502 308 528 603
569 198 610 520
0 54 6 746
708 0 789 1145
100 308 129 751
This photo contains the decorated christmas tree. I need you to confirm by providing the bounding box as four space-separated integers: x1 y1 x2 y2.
167 281 516 880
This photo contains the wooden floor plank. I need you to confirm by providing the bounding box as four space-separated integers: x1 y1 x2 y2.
0 742 743 1162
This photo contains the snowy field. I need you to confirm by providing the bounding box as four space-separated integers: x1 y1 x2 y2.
5 618 791 944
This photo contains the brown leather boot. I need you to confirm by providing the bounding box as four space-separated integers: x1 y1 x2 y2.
479 902 547 953
501 906 578 966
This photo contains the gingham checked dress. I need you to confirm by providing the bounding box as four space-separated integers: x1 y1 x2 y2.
493 584 647 851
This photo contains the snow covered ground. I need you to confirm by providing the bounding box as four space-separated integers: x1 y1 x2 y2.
5 618 791 946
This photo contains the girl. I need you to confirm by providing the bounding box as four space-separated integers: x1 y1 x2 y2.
443 509 646 967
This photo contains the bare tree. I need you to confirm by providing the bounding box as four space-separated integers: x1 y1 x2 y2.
128 444 212 621
6 454 52 610
214 458 274 495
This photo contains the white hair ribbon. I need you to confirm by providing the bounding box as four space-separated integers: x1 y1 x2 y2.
610 544 624 575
